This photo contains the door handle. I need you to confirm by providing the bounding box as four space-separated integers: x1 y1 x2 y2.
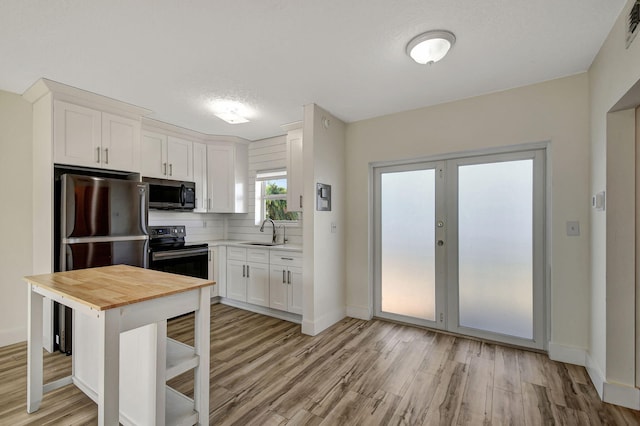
163 162 167 175
287 270 291 284
283 270 286 284
247 265 250 278
104 148 109 164
96 147 101 163
300 195 303 209
242 265 246 277
169 163 173 176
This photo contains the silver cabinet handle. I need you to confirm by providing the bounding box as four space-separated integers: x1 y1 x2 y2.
242 265 246 277
169 163 173 176
287 270 291 284
208 250 211 261
247 264 250 278
96 147 101 163
281 257 294 261
300 195 303 209
104 148 109 164
163 162 167 175
282 269 286 284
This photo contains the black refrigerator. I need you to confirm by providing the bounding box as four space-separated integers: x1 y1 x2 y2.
55 173 149 353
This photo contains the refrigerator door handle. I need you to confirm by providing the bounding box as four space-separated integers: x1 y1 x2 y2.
63 235 149 244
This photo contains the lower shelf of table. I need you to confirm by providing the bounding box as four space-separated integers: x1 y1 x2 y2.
166 386 198 426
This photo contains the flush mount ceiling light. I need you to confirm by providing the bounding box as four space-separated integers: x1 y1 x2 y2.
406 30 456 65
210 99 251 124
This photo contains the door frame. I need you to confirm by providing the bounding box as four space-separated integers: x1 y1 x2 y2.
368 141 551 350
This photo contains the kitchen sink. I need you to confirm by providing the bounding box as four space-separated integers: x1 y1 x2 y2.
241 242 281 246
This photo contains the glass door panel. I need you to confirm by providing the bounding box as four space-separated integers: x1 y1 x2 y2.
374 161 445 328
380 169 436 321
457 160 533 339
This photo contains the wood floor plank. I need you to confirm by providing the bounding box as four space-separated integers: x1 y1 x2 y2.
2 303 640 425
494 345 522 394
457 356 494 425
522 382 559 425
492 388 525 425
423 360 469 426
286 409 323 426
389 370 440 425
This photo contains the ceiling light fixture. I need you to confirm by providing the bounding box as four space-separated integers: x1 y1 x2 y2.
210 99 251 124
406 30 456 65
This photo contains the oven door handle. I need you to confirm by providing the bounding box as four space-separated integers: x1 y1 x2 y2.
152 248 208 261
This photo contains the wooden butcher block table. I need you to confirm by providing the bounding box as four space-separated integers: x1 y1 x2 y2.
24 264 214 426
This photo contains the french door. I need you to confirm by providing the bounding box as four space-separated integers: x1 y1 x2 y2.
373 149 545 349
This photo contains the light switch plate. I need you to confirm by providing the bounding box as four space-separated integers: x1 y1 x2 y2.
566 221 580 236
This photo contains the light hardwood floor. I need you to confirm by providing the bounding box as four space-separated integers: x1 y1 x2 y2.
1 303 639 425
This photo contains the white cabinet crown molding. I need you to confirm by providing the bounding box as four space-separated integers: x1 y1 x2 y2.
23 78 151 119
281 121 302 132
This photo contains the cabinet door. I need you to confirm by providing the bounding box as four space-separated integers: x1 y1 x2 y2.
140 131 168 178
206 144 234 212
269 265 287 311
192 142 208 212
209 247 218 297
286 128 304 212
53 100 101 168
247 262 270 307
226 260 247 302
167 136 193 181
288 266 303 315
101 112 140 172
234 143 248 213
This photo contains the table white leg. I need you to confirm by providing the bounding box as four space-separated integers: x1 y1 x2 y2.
155 320 167 425
27 285 44 413
97 309 120 426
194 288 210 425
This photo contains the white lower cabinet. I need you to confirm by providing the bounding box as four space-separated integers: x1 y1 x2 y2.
223 246 303 316
208 246 219 297
226 247 269 306
269 251 303 315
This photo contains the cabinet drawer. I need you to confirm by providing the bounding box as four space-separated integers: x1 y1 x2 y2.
227 246 246 261
270 250 303 267
247 248 269 264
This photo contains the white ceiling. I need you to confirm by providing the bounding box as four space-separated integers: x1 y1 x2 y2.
0 0 627 141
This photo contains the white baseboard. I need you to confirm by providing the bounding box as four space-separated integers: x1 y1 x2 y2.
0 326 26 348
548 342 587 366
346 305 372 320
585 352 640 410
603 381 640 410
219 298 302 324
301 307 346 336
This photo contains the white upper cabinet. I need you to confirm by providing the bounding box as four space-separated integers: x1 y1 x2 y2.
54 100 140 172
206 142 248 213
284 123 303 212
166 136 193 181
192 142 208 212
140 131 193 181
140 131 167 178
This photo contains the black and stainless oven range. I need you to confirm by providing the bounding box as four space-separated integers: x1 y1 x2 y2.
148 226 208 279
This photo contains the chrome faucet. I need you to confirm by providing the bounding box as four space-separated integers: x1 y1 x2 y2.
260 218 277 243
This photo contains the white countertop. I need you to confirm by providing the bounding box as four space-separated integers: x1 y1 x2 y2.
195 239 303 252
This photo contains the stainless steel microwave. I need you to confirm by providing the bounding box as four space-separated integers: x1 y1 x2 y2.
143 177 196 210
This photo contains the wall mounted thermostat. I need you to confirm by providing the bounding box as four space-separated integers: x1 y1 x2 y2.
592 191 606 211
316 183 331 211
